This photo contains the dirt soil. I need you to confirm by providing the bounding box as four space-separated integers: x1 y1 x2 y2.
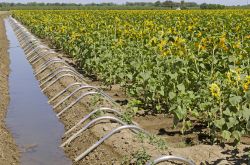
134 115 250 164
10 16 250 165
0 12 19 165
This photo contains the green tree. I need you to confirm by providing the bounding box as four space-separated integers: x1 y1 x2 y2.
154 1 162 7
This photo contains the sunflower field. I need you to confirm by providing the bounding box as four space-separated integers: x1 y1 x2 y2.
12 10 250 143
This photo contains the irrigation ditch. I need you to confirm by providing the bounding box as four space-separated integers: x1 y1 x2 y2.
5 18 72 165
6 16 197 165
0 12 19 165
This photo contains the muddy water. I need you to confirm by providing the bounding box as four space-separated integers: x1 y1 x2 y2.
4 20 72 165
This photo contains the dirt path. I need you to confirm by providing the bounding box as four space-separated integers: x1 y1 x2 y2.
0 12 19 165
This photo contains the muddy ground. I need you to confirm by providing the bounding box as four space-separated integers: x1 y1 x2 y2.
0 12 19 165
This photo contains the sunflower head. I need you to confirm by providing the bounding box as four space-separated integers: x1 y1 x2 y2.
243 76 250 92
210 83 221 99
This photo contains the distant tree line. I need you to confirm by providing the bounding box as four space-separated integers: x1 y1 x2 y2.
200 3 226 9
0 2 83 7
84 3 118 6
148 1 226 9
0 1 243 10
140 0 199 9
0 1 197 9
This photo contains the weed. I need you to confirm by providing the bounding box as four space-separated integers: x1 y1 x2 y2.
121 148 152 165
137 132 167 150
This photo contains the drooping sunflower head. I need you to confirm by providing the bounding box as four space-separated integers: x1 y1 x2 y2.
158 40 167 52
210 83 221 99
243 75 250 92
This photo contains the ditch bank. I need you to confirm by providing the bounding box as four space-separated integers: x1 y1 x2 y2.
0 12 19 165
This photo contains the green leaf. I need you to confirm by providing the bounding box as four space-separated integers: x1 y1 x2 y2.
140 71 151 81
229 96 242 106
127 73 133 80
183 120 192 130
190 109 199 117
169 105 177 112
222 130 231 141
156 104 161 111
214 118 225 129
177 83 185 93
200 63 205 69
232 131 241 141
187 91 195 99
226 117 238 129
168 92 176 100
223 108 231 116
242 105 250 120
169 73 178 80
174 106 187 120
159 86 165 96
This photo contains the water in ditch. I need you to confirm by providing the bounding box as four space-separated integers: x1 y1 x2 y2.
4 19 72 165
